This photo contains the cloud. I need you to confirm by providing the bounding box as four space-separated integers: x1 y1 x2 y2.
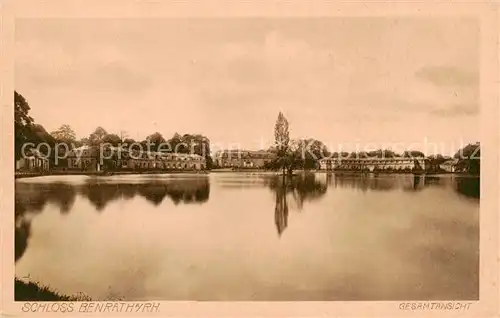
395 66 480 118
430 103 479 117
415 66 479 87
16 38 153 95
14 18 480 146
21 63 153 94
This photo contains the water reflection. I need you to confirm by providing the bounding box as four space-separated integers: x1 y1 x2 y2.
15 182 79 262
266 173 328 236
15 174 479 261
454 177 480 199
331 173 422 191
16 177 210 213
14 173 479 300
264 173 476 237
330 173 479 198
273 177 289 236
15 211 31 262
79 179 210 211
15 176 210 262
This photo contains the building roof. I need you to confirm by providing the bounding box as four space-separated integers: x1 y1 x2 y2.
440 159 459 166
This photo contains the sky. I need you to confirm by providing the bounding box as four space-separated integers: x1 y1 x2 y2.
15 18 479 155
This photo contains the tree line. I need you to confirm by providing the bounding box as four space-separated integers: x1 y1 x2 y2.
14 91 479 174
14 91 213 168
271 112 480 175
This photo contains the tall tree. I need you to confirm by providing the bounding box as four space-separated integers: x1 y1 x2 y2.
88 127 108 145
274 112 290 175
27 124 56 146
293 138 330 169
367 149 398 158
101 134 121 147
14 91 60 163
454 142 480 175
14 91 34 159
14 91 33 127
51 124 76 143
169 133 187 153
403 150 425 158
119 130 128 143
78 137 90 147
123 138 137 145
145 132 166 151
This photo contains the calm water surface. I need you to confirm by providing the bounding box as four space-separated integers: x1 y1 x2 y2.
15 172 479 300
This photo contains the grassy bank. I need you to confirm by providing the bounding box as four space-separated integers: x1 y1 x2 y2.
15 278 91 301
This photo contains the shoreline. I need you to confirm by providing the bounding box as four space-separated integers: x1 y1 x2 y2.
15 169 479 179
15 170 210 179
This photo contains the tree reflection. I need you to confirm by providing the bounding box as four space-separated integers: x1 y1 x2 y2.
15 183 77 215
83 179 210 210
266 173 328 236
14 177 211 262
413 175 422 190
16 178 211 215
274 176 289 236
15 182 78 262
454 177 480 199
15 202 31 262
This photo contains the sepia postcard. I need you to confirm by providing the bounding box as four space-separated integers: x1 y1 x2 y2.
1 1 499 317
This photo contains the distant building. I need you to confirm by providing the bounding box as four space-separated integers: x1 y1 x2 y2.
67 146 102 171
319 157 427 172
215 149 276 168
439 159 459 173
66 145 206 171
118 152 206 171
15 149 49 172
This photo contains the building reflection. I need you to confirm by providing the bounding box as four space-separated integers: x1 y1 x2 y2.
330 173 480 199
266 173 328 236
14 177 211 262
331 173 433 192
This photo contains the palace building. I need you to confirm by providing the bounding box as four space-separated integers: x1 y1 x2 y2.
214 149 276 168
67 146 206 172
319 157 427 172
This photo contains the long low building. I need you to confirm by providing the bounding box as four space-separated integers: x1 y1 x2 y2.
214 149 276 168
15 149 50 172
319 157 427 171
67 146 206 171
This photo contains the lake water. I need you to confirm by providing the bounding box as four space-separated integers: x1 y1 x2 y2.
15 172 479 301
